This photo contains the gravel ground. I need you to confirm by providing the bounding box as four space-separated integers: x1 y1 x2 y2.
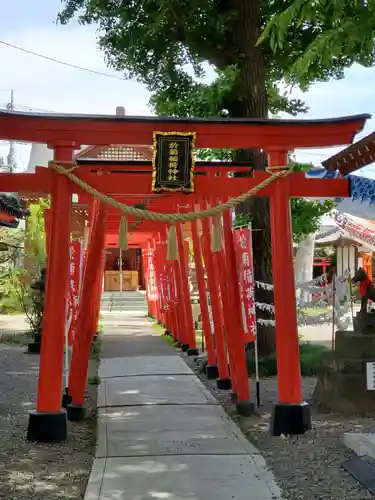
0 342 97 500
183 353 375 500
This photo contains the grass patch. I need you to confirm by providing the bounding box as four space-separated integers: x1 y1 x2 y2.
161 333 179 348
91 334 102 361
246 342 328 377
151 323 165 334
88 374 101 385
299 306 330 317
155 323 205 350
0 331 31 346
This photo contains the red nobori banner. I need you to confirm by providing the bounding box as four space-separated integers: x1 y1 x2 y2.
67 240 82 345
233 227 256 342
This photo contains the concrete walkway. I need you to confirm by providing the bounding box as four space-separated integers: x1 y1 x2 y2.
85 308 281 500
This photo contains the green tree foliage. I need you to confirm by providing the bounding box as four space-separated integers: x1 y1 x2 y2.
260 0 375 86
0 228 24 313
58 0 354 110
235 198 333 244
58 0 347 354
25 198 49 278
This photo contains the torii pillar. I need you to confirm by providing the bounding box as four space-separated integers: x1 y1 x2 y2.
27 143 75 442
268 150 311 436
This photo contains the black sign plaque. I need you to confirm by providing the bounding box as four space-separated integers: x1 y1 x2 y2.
152 131 196 193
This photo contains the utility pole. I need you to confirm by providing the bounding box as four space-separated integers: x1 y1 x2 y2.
6 90 16 173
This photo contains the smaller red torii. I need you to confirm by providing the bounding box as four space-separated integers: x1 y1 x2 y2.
0 109 369 443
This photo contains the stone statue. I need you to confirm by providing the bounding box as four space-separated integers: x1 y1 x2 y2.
313 291 375 414
352 267 375 314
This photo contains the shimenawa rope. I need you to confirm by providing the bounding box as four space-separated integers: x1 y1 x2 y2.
49 161 293 259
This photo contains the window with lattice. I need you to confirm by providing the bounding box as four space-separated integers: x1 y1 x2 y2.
97 146 149 161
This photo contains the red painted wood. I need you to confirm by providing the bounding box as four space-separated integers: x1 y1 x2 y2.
191 217 216 365
222 210 250 402
176 223 196 349
269 157 302 404
0 169 350 202
201 219 229 381
0 110 367 149
69 200 107 405
37 147 73 413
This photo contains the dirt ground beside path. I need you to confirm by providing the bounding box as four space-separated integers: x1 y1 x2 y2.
0 343 97 500
183 353 375 500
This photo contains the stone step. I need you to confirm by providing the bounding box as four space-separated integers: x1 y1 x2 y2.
101 298 146 304
335 331 375 359
343 433 375 461
100 305 147 311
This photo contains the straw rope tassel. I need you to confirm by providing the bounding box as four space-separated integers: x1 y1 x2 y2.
211 216 223 252
118 215 129 250
167 225 178 261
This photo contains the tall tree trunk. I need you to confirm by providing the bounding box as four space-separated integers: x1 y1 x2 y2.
229 0 276 355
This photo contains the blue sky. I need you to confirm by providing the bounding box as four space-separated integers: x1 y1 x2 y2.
1 0 375 176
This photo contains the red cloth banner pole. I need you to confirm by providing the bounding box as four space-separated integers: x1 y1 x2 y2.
152 236 161 322
232 227 257 342
67 240 82 346
222 210 252 409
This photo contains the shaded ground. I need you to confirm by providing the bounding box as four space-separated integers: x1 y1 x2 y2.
183 353 375 500
0 342 97 499
100 311 174 358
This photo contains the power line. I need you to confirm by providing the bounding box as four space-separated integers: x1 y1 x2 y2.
0 39 135 82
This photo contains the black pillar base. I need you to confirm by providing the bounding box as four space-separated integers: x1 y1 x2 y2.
67 404 85 422
236 400 255 417
27 410 67 442
187 347 200 356
61 391 72 409
271 401 311 436
27 342 41 354
216 378 232 390
205 364 219 380
181 344 189 352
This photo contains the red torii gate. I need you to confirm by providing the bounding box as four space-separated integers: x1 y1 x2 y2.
0 110 369 442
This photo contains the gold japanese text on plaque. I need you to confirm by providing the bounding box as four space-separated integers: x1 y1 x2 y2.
152 131 196 193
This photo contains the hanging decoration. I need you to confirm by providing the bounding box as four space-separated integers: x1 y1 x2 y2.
118 216 129 250
152 131 196 193
335 211 375 249
67 240 82 345
167 225 178 261
211 216 223 253
255 272 329 292
256 302 275 314
146 247 159 302
233 226 256 341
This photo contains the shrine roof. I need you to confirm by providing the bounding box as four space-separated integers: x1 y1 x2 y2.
0 110 370 149
322 131 375 175
0 110 370 125
0 194 29 228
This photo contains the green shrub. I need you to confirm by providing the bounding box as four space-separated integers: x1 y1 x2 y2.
246 342 328 377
